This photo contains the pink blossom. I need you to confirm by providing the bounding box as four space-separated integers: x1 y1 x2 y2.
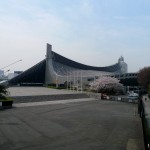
89 76 123 93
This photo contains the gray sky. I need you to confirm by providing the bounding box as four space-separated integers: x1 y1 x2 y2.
0 0 150 73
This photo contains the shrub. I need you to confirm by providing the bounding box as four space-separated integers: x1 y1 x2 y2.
0 85 8 100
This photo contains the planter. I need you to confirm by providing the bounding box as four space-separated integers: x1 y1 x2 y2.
0 100 13 109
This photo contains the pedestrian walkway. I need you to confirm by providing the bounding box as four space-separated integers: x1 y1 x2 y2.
142 94 150 117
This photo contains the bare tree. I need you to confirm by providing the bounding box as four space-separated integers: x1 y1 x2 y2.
137 66 150 90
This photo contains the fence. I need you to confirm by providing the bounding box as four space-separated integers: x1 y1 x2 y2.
86 92 138 104
139 96 150 150
86 92 101 100
109 96 138 103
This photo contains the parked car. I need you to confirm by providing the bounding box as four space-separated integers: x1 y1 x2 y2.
127 94 138 103
101 93 109 100
127 91 139 97
127 95 138 99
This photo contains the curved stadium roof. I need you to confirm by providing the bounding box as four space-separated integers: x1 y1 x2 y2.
52 51 121 72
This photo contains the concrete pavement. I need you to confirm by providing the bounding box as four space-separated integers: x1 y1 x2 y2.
8 86 77 97
0 99 144 150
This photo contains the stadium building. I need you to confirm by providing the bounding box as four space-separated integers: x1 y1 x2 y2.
9 43 132 88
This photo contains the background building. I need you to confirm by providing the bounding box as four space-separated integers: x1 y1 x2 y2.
8 71 23 80
0 70 4 77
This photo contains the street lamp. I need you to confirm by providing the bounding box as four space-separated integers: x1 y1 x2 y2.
55 73 60 88
66 71 72 91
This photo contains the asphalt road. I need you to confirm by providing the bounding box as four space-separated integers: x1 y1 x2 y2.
0 100 144 150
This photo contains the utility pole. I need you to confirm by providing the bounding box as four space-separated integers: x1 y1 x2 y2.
81 71 82 93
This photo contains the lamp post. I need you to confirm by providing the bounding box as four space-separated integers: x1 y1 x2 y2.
70 72 72 91
80 71 83 93
67 72 68 90
66 71 72 91
73 71 75 92
56 74 58 88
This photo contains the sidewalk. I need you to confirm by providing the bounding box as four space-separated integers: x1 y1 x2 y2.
142 94 150 117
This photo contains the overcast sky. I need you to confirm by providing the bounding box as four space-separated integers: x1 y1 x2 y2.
0 0 150 73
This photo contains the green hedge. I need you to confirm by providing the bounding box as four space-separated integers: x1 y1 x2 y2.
0 98 13 109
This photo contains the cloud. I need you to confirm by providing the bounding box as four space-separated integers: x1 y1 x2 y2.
0 0 73 71
0 0 150 73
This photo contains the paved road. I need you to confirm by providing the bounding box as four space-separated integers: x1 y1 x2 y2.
0 100 144 150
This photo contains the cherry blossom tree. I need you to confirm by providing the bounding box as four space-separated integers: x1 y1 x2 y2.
89 76 123 94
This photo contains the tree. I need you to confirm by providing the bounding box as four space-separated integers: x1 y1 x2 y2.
0 85 8 100
137 66 150 90
148 84 150 98
89 76 123 94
